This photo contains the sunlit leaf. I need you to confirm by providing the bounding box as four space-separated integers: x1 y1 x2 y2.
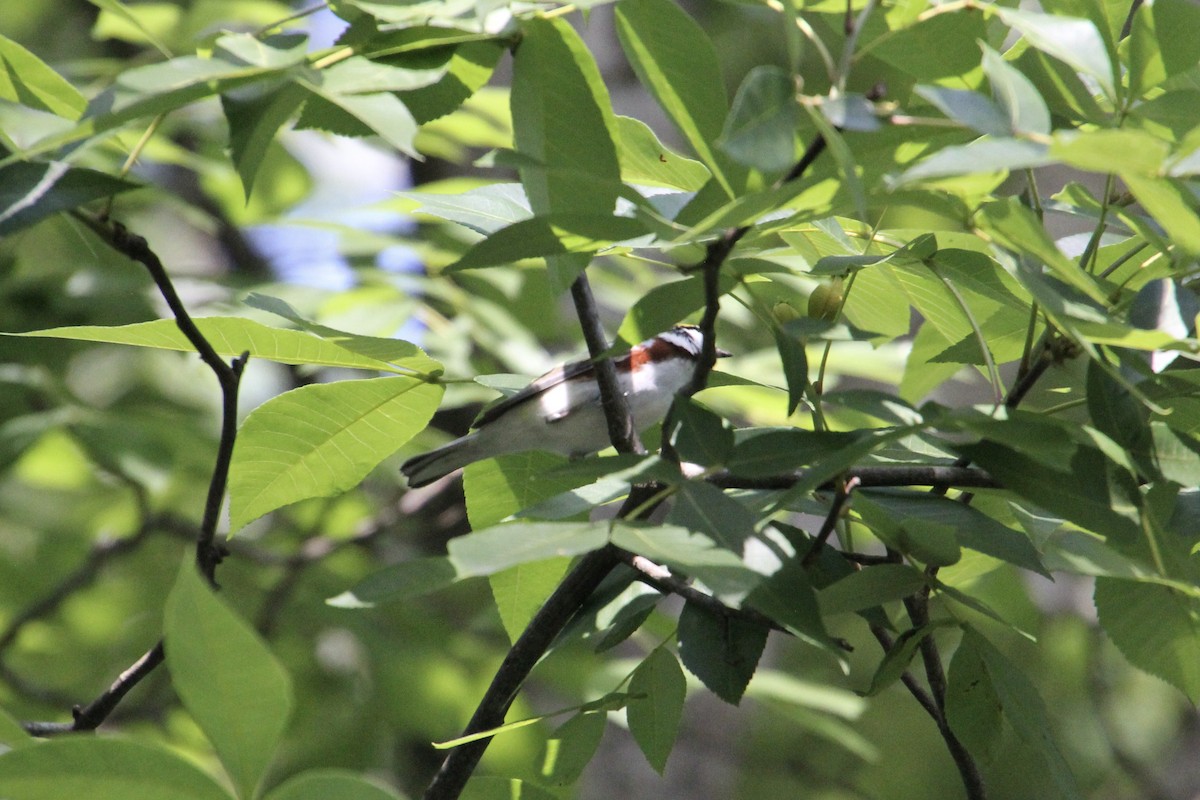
230 376 442 530
165 561 292 800
0 162 138 235
0 738 233 800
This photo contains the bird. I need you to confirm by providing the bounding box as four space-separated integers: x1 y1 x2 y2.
400 324 729 487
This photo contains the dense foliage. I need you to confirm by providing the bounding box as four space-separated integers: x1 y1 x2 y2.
2 0 1200 798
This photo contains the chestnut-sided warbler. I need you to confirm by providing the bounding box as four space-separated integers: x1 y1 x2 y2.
401 325 728 487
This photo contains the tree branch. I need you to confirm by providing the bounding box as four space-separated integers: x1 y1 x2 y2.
903 581 987 800
617 548 788 635
422 133 835 800
709 464 999 492
21 216 248 735
421 546 622 800
570 273 643 455
801 476 859 567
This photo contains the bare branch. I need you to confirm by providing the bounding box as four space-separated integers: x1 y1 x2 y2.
618 548 787 634
569 273 643 455
801 476 860 567
21 216 248 735
709 464 999 492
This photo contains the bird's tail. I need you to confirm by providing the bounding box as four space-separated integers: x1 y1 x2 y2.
400 435 480 488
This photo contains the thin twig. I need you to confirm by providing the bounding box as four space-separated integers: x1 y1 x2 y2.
902 580 987 800
617 549 787 634
22 216 248 735
801 477 860 567
709 464 999 492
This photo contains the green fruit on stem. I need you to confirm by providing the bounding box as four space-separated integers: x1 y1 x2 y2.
807 277 844 321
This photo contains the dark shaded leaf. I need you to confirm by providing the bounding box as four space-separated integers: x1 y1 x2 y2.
677 602 768 705
627 648 686 773
0 162 138 235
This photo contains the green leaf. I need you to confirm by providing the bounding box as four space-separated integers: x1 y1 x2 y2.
326 556 459 608
165 560 292 800
593 591 660 653
856 492 1049 577
1050 129 1168 177
914 85 1009 137
1121 174 1200 256
869 9 988 82
400 40 503 125
263 769 407 800
316 56 446 94
0 706 30 752
1087 360 1149 453
894 138 1052 184
0 162 139 235
976 197 1108 305
614 115 710 191
717 65 799 173
216 33 310 69
610 522 763 599
981 43 1050 136
773 325 809 416
229 376 442 530
627 647 687 773
39 34 309 159
866 624 942 696
447 522 607 578
744 559 829 644
242 293 442 373
539 712 606 786
667 481 755 554
1095 577 1200 702
727 429 867 477
294 81 419 157
9 317 435 372
0 737 234 800
992 7 1114 99
818 564 927 616
222 81 307 200
615 0 742 197
0 34 86 118
405 183 530 235
859 501 961 567
945 629 1002 762
88 0 173 56
1150 422 1200 486
463 450 587 530
511 16 622 290
448 214 649 271
490 557 572 643
958 439 1141 541
963 627 1083 799
677 602 768 705
669 400 733 467
614 272 737 347
1128 0 1200 96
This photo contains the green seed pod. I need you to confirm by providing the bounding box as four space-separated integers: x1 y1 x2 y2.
807 277 845 321
772 301 800 324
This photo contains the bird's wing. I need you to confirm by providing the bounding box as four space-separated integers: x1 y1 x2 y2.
472 358 598 427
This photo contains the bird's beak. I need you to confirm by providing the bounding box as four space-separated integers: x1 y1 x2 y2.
716 346 731 358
